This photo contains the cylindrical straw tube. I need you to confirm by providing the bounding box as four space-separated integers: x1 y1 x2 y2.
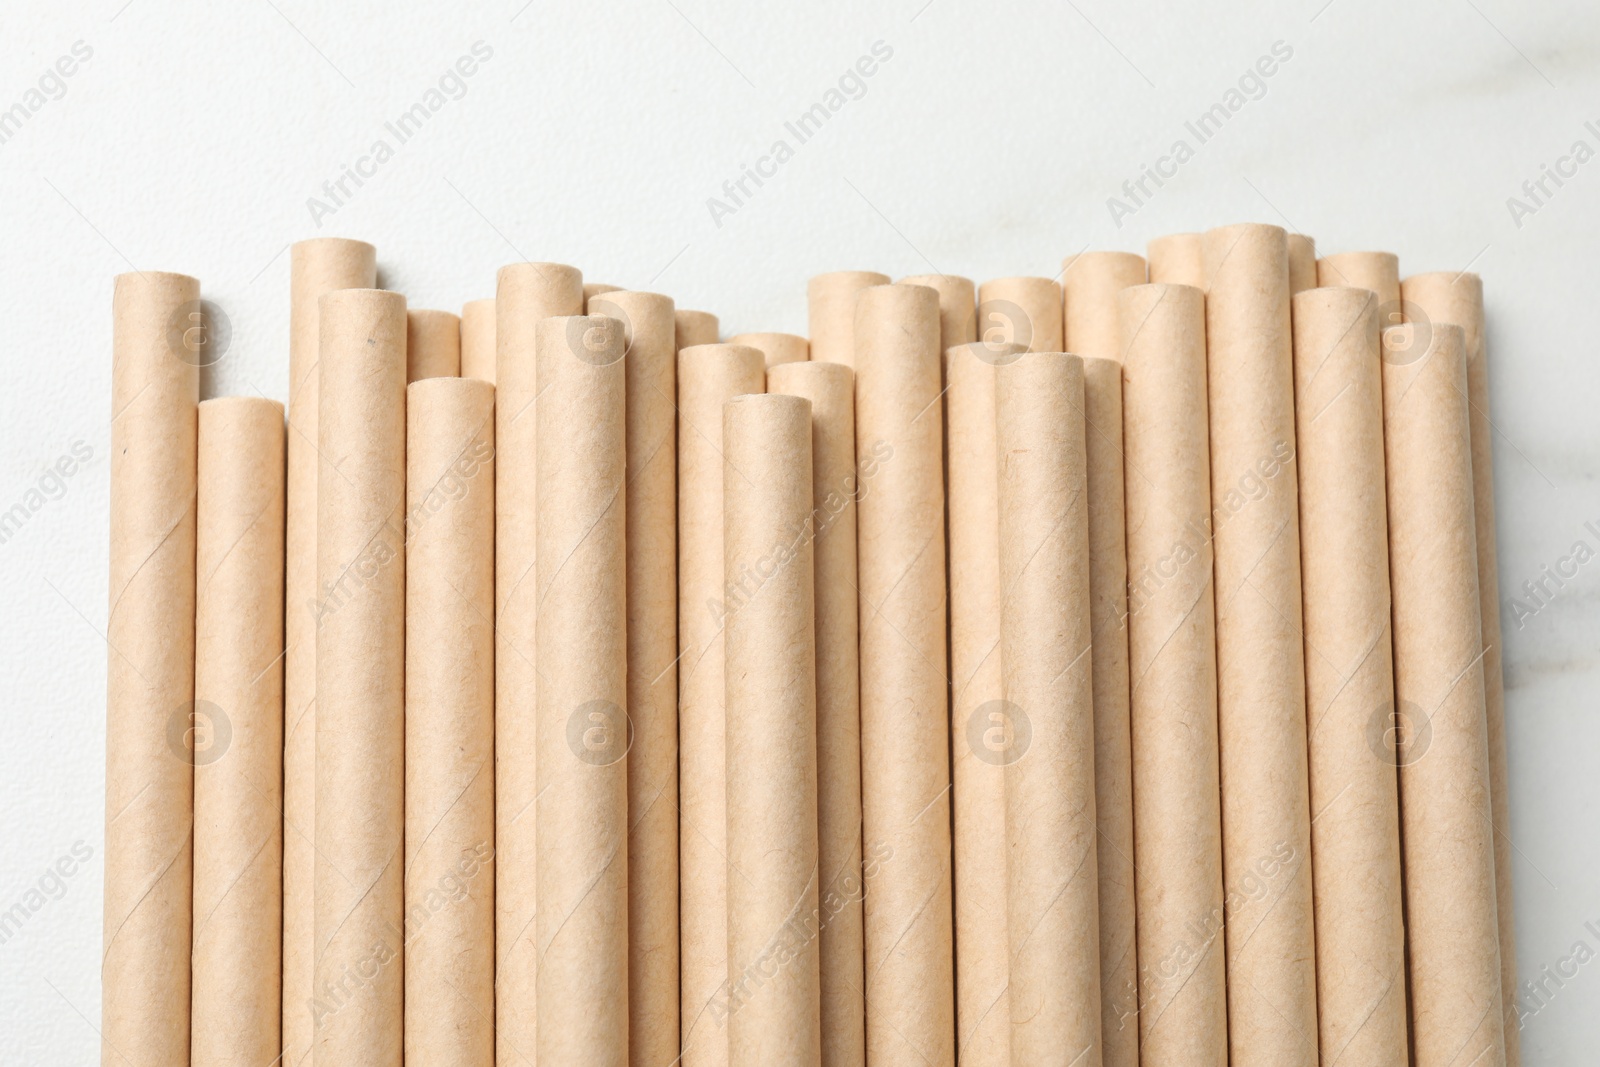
976 276 1062 352
854 282 955 1065
591 290 682 1066
191 397 284 1067
1147 233 1206 288
315 288 407 1066
809 271 889 366
493 262 583 1063
1202 222 1317 1067
722 392 822 1063
1287 234 1317 294
729 330 809 368
1118 283 1227 1063
105 270 199 1067
1062 251 1147 362
766 360 866 1067
459 298 496 383
535 315 629 1066
404 377 495 1067
944 338 1024 1067
1401 270 1517 1059
284 238 375 1064
900 274 977 351
584 282 622 311
1317 252 1400 326
1081 354 1138 1067
676 309 720 351
678 343 767 1067
995 352 1102 1063
407 309 462 381
1291 287 1408 1064
1381 321 1506 1067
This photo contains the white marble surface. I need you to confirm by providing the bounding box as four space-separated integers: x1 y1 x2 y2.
1 0 1596 1060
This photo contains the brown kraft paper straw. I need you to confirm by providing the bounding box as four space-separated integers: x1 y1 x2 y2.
976 276 1063 352
995 352 1104 1063
1287 234 1317 294
766 360 866 1067
943 338 1024 1067
678 342 767 1067
404 378 495 1067
460 298 496 383
1081 354 1140 1067
315 287 407 1066
1316 252 1400 319
591 290 682 1067
729 330 809 368
1147 233 1206 288
284 237 375 1065
1062 251 1148 362
585 281 622 310
105 270 199 1067
1202 223 1317 1067
1291 288 1409 1065
722 392 823 1064
407 309 462 381
1117 282 1227 1064
1400 270 1518 1061
494 262 583 1065
854 282 955 1066
191 397 284 1067
1380 322 1506 1067
900 274 977 350
677 309 721 350
535 315 630 1065
809 271 890 366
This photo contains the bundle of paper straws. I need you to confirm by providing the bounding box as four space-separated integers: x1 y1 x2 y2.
103 225 1517 1067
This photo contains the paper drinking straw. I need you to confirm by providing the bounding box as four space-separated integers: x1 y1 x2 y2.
729 330 809 368
995 351 1103 1065
853 282 955 1065
406 308 462 382
105 269 200 1067
676 309 720 351
591 290 683 1067
1118 282 1228 1064
191 396 285 1067
404 377 495 1067
1400 269 1519 1062
944 338 1024 1067
1287 233 1317 294
765 359 866 1067
1202 222 1317 1066
1381 321 1506 1067
976 276 1063 352
1146 233 1206 288
722 392 823 1064
1291 287 1408 1064
535 314 629 1066
284 238 375 1064
314 287 407 1065
899 274 977 351
678 343 767 1067
809 271 889 366
1061 259 1146 1066
1316 252 1400 321
1061 250 1147 363
1081 353 1140 1067
493 262 583 1064
459 298 496 383
584 282 621 310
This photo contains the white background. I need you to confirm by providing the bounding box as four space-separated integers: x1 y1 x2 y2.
2 0 1597 1061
